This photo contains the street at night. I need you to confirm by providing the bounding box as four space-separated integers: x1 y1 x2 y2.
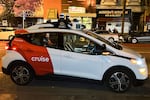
0 42 150 100
1 0 150 100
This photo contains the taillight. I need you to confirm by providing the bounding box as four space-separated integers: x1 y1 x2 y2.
5 45 17 50
5 45 9 50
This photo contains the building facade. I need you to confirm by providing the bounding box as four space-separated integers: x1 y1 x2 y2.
61 0 96 29
143 0 150 31
1 0 150 31
96 0 145 33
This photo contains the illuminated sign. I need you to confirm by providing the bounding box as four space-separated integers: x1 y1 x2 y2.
69 6 86 13
99 10 128 17
97 9 131 18
47 9 58 19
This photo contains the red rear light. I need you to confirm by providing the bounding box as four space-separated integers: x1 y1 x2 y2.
5 45 17 51
11 46 17 50
5 45 9 50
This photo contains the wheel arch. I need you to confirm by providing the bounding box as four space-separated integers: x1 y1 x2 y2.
7 60 35 76
102 66 136 83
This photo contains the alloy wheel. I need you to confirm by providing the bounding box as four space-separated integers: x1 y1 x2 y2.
108 72 130 92
10 63 33 85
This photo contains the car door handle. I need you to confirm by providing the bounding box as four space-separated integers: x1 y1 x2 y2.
63 55 72 58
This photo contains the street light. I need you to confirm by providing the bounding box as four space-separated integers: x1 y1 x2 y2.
121 0 126 35
22 10 26 29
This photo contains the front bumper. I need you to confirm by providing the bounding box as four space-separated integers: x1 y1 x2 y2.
133 77 149 86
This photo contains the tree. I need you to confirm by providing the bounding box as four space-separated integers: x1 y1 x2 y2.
13 0 42 17
0 0 42 26
0 0 14 22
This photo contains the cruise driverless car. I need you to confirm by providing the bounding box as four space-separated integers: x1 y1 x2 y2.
2 22 148 93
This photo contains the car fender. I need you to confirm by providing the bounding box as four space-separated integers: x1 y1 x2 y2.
2 50 26 69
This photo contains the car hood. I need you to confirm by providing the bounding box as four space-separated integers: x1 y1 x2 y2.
116 45 142 59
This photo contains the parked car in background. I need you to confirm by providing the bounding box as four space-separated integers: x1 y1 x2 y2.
130 31 150 43
94 30 123 43
0 26 15 40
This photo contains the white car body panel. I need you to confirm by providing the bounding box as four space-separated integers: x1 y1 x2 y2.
2 51 26 69
46 48 61 74
60 50 103 80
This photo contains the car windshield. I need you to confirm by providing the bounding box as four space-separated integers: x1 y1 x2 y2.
83 30 122 50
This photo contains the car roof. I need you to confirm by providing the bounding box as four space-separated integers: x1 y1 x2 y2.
27 23 54 29
14 28 85 36
14 22 85 35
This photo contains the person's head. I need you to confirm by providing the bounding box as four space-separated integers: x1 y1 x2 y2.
45 33 50 38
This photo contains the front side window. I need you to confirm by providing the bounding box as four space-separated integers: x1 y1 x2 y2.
63 33 106 55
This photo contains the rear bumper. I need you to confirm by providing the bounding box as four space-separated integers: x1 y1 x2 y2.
2 67 10 75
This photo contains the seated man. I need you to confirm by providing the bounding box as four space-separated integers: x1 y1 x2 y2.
41 33 54 47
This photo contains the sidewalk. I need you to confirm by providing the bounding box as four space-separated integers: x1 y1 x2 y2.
0 41 7 72
0 41 16 90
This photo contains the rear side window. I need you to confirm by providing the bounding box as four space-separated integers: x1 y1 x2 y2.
16 34 33 43
16 33 59 48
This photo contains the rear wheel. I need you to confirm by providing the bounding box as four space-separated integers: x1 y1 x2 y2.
105 69 132 92
10 62 34 85
131 38 138 43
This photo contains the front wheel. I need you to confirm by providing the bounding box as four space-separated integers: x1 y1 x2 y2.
105 69 132 92
108 37 114 43
10 62 34 85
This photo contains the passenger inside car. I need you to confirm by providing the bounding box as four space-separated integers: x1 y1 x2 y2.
41 33 54 47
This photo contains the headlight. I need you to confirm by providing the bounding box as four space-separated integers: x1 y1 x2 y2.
119 36 123 39
138 68 147 76
130 58 142 65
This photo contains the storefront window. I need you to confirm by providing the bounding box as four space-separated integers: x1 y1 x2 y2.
70 17 92 30
101 0 116 3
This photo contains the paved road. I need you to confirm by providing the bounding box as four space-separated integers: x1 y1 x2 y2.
0 42 150 100
0 73 150 100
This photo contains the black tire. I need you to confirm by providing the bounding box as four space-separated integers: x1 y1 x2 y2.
104 69 132 93
10 61 34 85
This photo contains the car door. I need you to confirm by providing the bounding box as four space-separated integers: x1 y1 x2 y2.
60 33 104 80
13 32 61 75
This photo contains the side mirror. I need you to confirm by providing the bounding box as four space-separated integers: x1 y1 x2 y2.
101 44 106 50
91 44 106 55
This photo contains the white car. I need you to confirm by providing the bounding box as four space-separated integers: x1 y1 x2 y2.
94 30 123 42
2 23 148 93
0 27 15 40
